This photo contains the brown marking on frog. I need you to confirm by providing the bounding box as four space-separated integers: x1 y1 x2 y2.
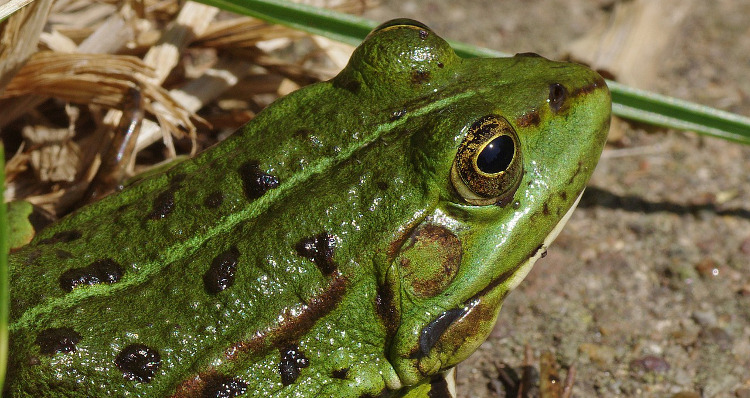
170 373 211 397
572 73 607 97
221 270 349 361
375 280 400 338
516 110 540 127
169 272 349 396
396 224 461 298
171 372 249 398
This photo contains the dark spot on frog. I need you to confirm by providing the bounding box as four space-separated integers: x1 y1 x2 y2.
375 282 399 337
376 181 389 191
204 191 224 209
170 172 187 186
543 202 550 216
427 374 451 398
147 190 175 220
411 69 431 84
390 108 407 121
419 29 429 39
331 368 349 379
115 344 161 383
279 344 309 386
294 232 337 275
23 249 42 265
201 374 248 398
203 246 240 294
559 191 568 201
516 110 540 127
417 307 467 358
35 327 81 355
238 161 279 200
39 230 82 245
59 258 123 292
437 62 444 68
55 249 73 259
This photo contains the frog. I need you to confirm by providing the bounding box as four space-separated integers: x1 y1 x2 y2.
3 18 610 397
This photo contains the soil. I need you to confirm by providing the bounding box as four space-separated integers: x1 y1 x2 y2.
365 1 750 397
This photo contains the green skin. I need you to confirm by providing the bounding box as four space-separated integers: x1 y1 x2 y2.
4 19 610 397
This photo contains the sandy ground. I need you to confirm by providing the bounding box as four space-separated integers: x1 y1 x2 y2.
366 1 750 397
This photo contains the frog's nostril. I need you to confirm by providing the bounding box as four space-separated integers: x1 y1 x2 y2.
548 83 568 112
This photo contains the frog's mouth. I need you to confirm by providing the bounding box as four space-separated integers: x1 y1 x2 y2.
402 190 585 381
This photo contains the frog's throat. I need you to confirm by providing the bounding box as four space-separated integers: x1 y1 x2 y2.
503 189 584 292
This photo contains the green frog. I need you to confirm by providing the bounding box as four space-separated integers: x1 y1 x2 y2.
4 19 610 397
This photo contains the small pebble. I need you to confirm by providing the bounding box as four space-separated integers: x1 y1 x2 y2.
629 355 670 373
692 310 717 326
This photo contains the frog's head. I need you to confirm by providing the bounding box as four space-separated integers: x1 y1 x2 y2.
366 20 612 386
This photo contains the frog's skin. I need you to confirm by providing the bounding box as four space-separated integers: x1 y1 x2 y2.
5 19 610 397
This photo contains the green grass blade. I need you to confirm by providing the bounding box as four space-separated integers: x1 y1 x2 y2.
193 0 750 145
608 81 750 145
196 0 378 46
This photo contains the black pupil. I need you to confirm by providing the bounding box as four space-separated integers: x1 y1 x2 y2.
476 135 514 174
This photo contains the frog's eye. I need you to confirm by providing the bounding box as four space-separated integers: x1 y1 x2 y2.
451 115 523 206
548 83 568 112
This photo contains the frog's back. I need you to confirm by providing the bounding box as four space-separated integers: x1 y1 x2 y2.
5 75 430 396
